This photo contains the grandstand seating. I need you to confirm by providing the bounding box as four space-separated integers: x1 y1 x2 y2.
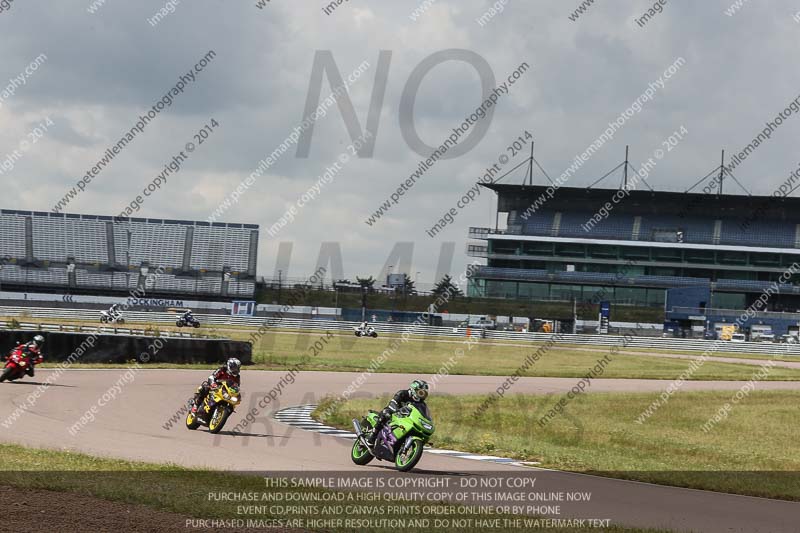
0 210 259 298
32 215 108 263
714 278 799 293
115 222 186 269
517 209 798 249
556 211 634 239
190 225 252 272
636 215 715 244
520 211 554 235
0 214 27 258
719 220 796 248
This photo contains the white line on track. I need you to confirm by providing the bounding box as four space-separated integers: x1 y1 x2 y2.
273 404 541 468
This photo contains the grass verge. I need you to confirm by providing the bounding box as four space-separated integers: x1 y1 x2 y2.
12 315 800 365
0 444 664 532
29 326 800 380
249 330 800 381
315 390 800 501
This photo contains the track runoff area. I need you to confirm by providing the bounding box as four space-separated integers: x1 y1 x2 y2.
1 320 799 533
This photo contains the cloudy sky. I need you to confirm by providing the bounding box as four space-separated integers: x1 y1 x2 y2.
2 0 799 288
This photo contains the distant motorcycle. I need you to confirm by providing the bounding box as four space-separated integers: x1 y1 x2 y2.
176 315 200 328
354 325 377 338
99 310 124 324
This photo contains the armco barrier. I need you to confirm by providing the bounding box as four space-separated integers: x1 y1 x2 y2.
0 305 799 357
0 330 252 365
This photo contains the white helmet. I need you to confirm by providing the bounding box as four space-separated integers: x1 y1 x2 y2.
226 358 241 376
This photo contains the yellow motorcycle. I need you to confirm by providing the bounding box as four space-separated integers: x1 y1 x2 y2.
185 380 241 433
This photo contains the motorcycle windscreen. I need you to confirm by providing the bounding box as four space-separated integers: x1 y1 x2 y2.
410 400 432 421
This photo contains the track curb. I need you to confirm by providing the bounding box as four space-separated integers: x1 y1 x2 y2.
273 404 541 468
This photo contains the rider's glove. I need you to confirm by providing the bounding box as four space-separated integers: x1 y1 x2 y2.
380 408 392 422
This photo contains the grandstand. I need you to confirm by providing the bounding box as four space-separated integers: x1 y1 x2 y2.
0 210 259 299
467 184 800 334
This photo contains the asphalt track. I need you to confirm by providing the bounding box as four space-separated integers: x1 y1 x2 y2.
1 369 799 532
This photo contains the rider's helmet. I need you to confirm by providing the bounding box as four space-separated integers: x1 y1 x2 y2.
226 358 241 376
409 379 429 401
32 334 45 347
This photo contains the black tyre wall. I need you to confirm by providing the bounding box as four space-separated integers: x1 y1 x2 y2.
0 330 252 364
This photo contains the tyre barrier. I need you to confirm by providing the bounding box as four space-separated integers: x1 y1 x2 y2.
0 330 252 365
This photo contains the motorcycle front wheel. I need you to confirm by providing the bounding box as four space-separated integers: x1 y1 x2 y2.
0 366 12 383
208 406 230 434
395 439 424 472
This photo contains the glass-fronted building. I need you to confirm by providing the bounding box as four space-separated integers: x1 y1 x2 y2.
467 184 800 313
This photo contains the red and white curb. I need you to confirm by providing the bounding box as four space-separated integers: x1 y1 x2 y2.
274 405 540 468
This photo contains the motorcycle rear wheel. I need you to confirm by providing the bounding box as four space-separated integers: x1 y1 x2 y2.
185 410 200 430
351 439 374 465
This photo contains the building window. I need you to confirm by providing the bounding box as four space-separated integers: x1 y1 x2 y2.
518 282 549 300
486 280 517 298
550 284 582 301
646 289 665 306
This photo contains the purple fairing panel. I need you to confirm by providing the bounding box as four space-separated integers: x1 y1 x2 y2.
380 426 396 446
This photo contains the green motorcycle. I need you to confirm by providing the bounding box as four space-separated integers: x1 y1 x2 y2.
351 402 434 472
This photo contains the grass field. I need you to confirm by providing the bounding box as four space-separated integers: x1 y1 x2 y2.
317 390 800 501
13 316 800 379
11 313 800 362
249 329 800 381
0 444 665 533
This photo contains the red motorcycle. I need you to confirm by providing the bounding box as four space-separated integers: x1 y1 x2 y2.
0 347 41 382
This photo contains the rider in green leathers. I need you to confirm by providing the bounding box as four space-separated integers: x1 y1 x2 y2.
366 379 429 446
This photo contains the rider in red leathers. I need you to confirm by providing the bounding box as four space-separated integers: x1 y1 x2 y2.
7 335 45 377
191 358 241 414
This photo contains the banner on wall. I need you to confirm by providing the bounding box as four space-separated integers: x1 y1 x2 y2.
231 300 256 317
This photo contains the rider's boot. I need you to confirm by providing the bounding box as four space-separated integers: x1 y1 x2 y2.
191 392 203 414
